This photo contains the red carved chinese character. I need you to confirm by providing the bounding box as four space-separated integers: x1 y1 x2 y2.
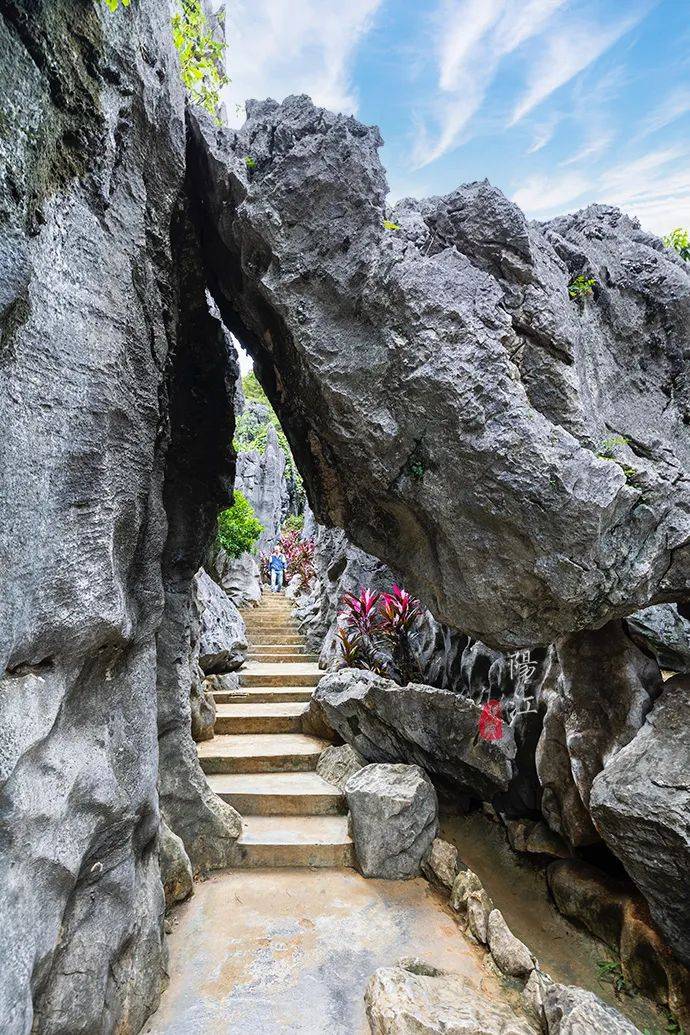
479 699 503 741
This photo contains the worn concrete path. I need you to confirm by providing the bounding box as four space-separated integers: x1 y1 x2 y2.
145 868 501 1035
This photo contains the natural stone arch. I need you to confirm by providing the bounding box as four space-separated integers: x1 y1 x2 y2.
187 96 690 652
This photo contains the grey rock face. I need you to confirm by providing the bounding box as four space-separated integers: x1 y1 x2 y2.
536 623 661 847
315 669 516 800
316 743 365 790
212 548 263 607
159 822 194 909
236 419 288 553
190 665 216 742
543 982 643 1034
189 96 690 651
590 676 690 965
627 604 690 673
487 910 535 978
365 962 538 1034
345 763 438 879
195 568 248 673
421 838 459 889
0 3 188 1030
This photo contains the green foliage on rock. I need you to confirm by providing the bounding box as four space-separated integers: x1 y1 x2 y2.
568 274 596 301
663 227 690 261
241 371 268 403
171 0 229 122
282 513 304 534
101 0 130 10
216 490 263 558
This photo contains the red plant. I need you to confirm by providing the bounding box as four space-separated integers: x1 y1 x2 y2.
337 584 423 685
340 588 381 636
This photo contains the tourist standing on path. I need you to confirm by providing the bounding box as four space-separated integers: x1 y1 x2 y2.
268 545 287 593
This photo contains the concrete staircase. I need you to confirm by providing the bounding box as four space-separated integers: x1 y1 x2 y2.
198 591 355 868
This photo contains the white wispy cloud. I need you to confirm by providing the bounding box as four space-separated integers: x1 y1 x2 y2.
222 0 382 126
509 6 650 125
514 144 690 236
561 129 613 166
512 171 588 213
526 112 562 154
413 0 567 168
638 85 690 137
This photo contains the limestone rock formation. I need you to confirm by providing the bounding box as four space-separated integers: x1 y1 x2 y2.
316 743 365 790
195 568 248 673
0 4 190 1030
211 548 263 607
590 676 690 965
236 419 288 553
159 822 194 909
189 95 690 651
626 604 690 673
315 669 516 800
190 665 216 742
542 982 643 1034
365 961 538 1034
345 763 438 879
421 838 460 889
487 910 535 978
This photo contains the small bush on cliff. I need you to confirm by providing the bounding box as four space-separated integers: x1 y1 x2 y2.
568 274 596 301
663 227 690 261
241 371 267 403
282 514 304 533
216 491 263 558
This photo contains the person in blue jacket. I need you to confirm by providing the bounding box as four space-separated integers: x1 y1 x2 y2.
268 544 287 593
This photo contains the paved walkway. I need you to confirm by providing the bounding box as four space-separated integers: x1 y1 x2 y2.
145 869 498 1035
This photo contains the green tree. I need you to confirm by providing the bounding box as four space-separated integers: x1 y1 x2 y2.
216 491 263 558
171 0 229 121
663 227 690 261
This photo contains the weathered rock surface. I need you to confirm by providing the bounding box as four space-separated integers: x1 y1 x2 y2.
210 547 263 607
159 822 194 909
421 838 459 889
236 418 289 553
316 743 364 790
314 669 516 800
590 677 690 965
0 3 189 1030
365 961 538 1034
190 95 690 651
543 982 643 1034
505 819 570 859
195 567 248 673
345 763 438 879
190 665 216 742
487 910 535 978
450 869 484 916
536 623 661 848
626 603 690 673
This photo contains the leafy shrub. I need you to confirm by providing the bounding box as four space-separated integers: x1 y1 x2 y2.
244 155 257 170
568 274 596 300
338 584 423 685
171 0 229 122
216 490 263 558
241 371 267 403
101 0 130 10
382 219 401 231
663 227 690 261
282 514 304 533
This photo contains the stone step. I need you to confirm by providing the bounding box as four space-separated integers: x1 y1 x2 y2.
206 771 345 816
248 652 318 663
248 643 307 654
214 702 308 735
248 634 304 645
239 663 321 688
198 733 326 774
212 686 314 704
231 815 355 868
244 622 299 633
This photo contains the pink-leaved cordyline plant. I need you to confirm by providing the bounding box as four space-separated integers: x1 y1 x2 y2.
338 584 423 685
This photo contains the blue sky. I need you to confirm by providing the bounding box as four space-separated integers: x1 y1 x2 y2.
221 0 690 237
